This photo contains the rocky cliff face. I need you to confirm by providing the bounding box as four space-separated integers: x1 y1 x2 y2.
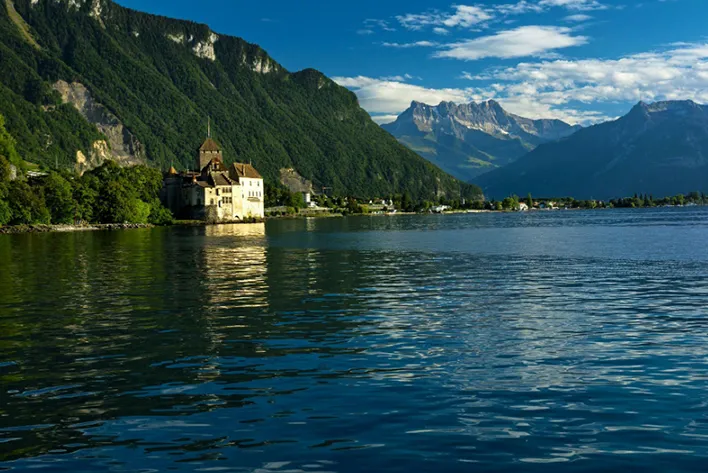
382 100 580 182
52 81 145 173
475 100 708 199
389 100 579 145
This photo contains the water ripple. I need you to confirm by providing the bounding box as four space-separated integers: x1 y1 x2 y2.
1 214 708 471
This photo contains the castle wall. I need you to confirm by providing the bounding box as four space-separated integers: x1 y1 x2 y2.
238 177 265 218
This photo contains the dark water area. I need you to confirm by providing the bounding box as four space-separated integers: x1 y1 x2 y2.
2 208 708 472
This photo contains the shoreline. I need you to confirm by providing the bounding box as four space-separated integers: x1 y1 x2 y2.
0 205 697 234
0 223 155 234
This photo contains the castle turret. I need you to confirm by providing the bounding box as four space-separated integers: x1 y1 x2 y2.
198 137 222 171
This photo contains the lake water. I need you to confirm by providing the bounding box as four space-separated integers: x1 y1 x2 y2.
2 208 708 472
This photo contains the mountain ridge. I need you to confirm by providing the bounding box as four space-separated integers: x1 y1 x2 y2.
475 99 708 199
0 0 482 200
382 99 580 182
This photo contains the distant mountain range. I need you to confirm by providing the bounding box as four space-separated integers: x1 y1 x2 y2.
0 0 481 201
382 100 581 182
475 100 708 200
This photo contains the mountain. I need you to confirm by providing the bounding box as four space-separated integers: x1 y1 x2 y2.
475 100 708 200
382 100 580 182
0 0 482 201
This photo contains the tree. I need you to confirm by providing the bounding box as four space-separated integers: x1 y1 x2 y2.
96 180 135 223
0 114 21 167
42 173 75 224
0 183 10 225
0 155 10 183
148 199 174 225
502 195 520 211
71 179 97 222
7 181 50 225
287 191 306 209
401 192 413 212
526 193 533 209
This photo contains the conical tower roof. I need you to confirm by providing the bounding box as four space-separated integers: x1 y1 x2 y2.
199 138 221 152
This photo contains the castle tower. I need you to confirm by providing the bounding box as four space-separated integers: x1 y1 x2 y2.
197 118 222 170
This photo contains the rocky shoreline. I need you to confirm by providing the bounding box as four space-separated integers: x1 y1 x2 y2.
0 223 154 234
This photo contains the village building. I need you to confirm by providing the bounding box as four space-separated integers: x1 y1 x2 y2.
161 135 264 221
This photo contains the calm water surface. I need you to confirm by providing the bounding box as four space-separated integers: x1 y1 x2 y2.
2 208 708 472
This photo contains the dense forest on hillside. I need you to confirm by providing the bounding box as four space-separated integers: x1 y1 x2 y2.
0 0 482 201
0 112 173 225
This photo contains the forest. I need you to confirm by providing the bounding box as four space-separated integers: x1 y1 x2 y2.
0 113 172 226
0 0 483 202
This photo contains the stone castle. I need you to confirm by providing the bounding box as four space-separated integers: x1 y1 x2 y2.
161 134 265 221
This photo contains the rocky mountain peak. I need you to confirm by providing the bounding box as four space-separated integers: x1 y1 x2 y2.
382 99 582 182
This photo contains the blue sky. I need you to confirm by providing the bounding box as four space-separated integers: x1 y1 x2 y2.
117 0 708 124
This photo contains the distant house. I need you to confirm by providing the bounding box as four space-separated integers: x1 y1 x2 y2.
161 134 264 221
432 205 451 213
518 202 529 212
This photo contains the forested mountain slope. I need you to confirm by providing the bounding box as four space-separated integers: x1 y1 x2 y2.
0 0 481 200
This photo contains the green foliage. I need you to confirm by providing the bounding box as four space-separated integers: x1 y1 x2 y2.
265 183 308 209
41 172 74 223
288 191 306 209
0 182 10 225
6 180 50 224
0 159 173 226
0 0 482 202
0 155 10 183
0 113 21 169
501 195 520 211
0 198 10 225
148 199 174 225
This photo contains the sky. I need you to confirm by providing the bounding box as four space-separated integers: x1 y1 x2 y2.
116 0 708 125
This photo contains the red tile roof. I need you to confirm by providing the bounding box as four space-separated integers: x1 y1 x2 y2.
230 162 262 179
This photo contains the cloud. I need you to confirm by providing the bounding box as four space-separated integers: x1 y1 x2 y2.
538 0 607 10
335 43 708 125
396 5 494 31
564 13 593 21
332 74 601 124
391 0 605 33
332 76 473 116
434 26 588 60
495 1 545 15
382 41 440 48
464 42 708 118
359 18 396 34
433 27 450 35
442 5 494 27
378 73 415 81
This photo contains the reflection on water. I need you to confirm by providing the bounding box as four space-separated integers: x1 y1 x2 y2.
2 210 708 472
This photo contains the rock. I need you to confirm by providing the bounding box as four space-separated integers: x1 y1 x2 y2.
52 80 145 173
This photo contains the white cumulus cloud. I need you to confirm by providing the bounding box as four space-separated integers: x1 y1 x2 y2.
335 43 708 126
468 42 708 108
435 25 588 60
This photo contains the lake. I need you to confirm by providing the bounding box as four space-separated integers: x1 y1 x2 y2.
2 208 708 472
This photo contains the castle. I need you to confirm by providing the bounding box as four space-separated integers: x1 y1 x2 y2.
161 134 264 221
